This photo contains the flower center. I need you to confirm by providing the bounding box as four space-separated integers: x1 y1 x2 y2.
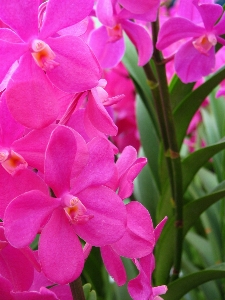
192 34 217 54
106 24 123 42
62 194 93 225
1 149 27 175
31 39 59 71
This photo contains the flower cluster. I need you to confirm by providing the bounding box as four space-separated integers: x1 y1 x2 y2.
0 0 168 299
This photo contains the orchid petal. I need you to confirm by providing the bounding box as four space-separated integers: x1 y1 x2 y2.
11 288 59 300
0 39 27 83
175 40 215 83
96 0 116 27
70 131 89 180
0 0 39 42
71 138 115 193
0 93 25 147
75 186 126 246
156 17 204 50
39 208 84 284
112 202 155 258
214 13 225 36
118 0 159 15
45 36 101 93
12 125 57 174
57 18 89 37
0 241 34 291
196 3 223 30
116 146 137 177
40 0 94 39
49 285 73 300
4 190 60 248
0 28 24 43
89 26 125 69
0 275 13 300
86 90 118 136
6 53 60 129
128 265 151 300
154 217 168 243
0 168 48 219
121 20 152 66
45 126 77 197
119 7 158 22
101 245 126 286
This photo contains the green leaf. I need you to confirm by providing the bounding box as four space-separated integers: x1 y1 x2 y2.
136 96 160 190
182 137 225 193
183 180 225 234
173 66 225 148
169 74 195 110
185 231 214 266
201 108 224 182
162 263 225 300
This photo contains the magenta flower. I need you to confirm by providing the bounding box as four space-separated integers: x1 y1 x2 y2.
0 0 101 128
89 0 153 68
4 126 126 284
128 255 167 300
156 1 225 83
100 201 155 287
128 217 168 300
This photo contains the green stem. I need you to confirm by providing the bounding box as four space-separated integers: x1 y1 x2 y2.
151 19 183 282
69 276 86 300
143 63 174 195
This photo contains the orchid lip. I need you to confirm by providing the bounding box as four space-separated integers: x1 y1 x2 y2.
106 24 123 42
62 194 94 225
1 150 28 176
192 33 217 55
31 39 59 71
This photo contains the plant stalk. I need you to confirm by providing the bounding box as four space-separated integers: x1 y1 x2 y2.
69 276 86 300
151 18 183 282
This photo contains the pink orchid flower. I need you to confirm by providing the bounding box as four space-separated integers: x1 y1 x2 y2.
128 217 168 300
0 0 101 128
157 1 225 83
128 255 168 300
100 215 168 293
100 201 155 287
89 0 153 68
4 126 126 284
